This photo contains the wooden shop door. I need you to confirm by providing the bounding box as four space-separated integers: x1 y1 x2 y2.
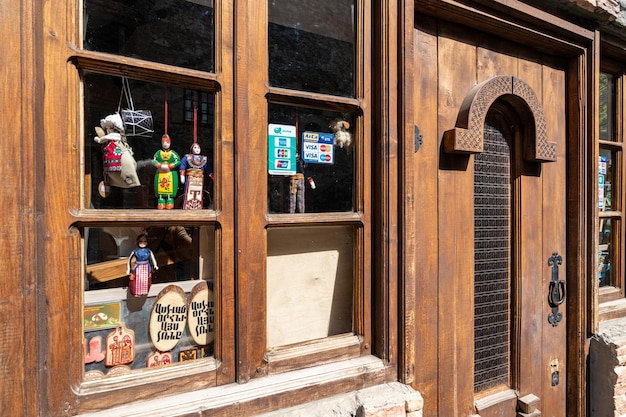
411 20 569 417
469 93 567 417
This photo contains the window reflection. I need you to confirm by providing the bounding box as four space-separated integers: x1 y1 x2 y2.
268 0 356 97
599 72 615 142
599 148 615 212
599 219 615 287
83 0 215 72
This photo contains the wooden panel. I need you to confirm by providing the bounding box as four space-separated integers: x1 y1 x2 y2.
516 58 544 400
1 0 33 415
411 16 440 416
42 0 82 413
477 46 518 79
266 227 354 347
540 63 568 417
235 0 270 381
436 24 477 417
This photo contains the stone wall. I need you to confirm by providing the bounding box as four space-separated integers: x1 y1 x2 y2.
590 317 626 417
256 382 424 417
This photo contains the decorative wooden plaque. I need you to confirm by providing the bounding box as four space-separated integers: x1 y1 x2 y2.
146 350 173 368
149 285 188 352
187 281 215 346
105 324 134 367
84 336 105 364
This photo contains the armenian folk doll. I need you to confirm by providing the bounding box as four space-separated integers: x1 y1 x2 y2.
126 233 158 296
152 134 181 209
179 143 214 210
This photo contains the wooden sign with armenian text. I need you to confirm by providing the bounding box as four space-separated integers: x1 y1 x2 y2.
187 281 215 346
149 285 188 352
105 324 134 367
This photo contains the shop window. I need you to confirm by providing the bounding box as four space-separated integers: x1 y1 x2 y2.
76 0 225 389
84 74 215 210
267 104 354 214
598 69 626 305
264 0 367 371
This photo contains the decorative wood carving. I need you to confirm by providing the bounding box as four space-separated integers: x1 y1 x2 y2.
149 285 188 352
443 76 557 162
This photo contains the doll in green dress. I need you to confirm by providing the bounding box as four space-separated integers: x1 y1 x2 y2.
152 134 181 209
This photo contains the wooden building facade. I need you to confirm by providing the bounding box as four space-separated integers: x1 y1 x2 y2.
3 0 626 416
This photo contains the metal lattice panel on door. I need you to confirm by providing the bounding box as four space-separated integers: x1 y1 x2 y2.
473 118 512 393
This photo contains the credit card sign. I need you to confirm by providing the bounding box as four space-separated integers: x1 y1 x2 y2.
268 124 297 175
301 131 334 165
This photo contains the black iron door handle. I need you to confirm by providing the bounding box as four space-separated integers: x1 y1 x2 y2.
547 253 565 326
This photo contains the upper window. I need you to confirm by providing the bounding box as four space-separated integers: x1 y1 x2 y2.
83 0 215 72
268 0 356 97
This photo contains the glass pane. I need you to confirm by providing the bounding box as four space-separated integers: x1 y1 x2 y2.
266 226 354 347
599 72 615 142
83 0 215 72
599 148 617 212
84 74 215 210
268 0 356 97
83 225 216 378
268 104 354 213
599 218 616 287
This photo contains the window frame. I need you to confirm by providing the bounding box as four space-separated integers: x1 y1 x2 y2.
69 0 237 411
233 0 374 380
597 56 626 320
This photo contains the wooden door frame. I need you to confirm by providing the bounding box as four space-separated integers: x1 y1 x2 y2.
403 1 593 416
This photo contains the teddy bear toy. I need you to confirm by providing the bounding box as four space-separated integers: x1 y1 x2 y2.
329 118 353 150
94 113 141 191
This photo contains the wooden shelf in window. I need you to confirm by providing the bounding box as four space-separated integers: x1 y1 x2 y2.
86 251 178 284
266 212 364 226
70 209 220 226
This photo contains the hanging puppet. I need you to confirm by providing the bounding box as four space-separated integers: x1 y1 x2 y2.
126 233 158 296
329 118 353 151
180 142 214 210
289 153 315 213
94 113 141 194
152 134 180 209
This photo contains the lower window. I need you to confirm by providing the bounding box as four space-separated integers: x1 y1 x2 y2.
83 224 216 379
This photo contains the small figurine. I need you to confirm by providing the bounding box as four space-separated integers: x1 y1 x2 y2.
329 118 353 150
126 233 158 296
180 143 214 210
289 154 315 213
152 134 181 209
94 113 141 191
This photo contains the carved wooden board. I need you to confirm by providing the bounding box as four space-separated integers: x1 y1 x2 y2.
149 285 188 352
187 280 215 346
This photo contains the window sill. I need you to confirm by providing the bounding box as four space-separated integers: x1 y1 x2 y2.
599 297 626 322
75 355 387 416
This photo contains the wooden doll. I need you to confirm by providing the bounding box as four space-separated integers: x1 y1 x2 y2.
179 143 214 210
126 233 158 296
152 134 181 209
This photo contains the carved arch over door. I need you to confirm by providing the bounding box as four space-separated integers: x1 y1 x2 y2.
443 76 557 162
